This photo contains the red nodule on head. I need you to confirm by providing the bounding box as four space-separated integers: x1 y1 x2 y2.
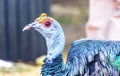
43 18 53 28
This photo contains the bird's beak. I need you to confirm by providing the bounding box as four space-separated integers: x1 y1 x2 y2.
22 22 37 31
22 25 32 31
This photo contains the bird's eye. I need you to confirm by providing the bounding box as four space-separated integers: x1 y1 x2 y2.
44 21 51 28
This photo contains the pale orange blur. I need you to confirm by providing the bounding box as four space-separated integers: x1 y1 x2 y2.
86 0 120 40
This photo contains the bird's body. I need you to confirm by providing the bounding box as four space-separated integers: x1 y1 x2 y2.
23 13 120 76
42 39 120 76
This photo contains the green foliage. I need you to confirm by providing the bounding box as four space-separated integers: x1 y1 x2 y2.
52 4 88 26
55 16 74 25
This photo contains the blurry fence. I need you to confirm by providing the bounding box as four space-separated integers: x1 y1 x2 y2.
0 0 50 61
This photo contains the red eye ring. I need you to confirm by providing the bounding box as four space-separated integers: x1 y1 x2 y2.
45 21 51 27
43 18 53 28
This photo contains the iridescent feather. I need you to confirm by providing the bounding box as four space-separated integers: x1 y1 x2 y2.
23 13 120 76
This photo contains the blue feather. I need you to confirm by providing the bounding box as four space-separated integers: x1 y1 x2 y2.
24 14 120 76
41 39 120 76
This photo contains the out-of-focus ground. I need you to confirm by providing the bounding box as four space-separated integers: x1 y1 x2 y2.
0 0 88 76
0 63 41 76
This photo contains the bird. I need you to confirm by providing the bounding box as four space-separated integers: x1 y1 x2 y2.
23 13 120 76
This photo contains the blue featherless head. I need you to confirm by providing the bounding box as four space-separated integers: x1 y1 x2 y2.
23 13 60 37
23 13 65 64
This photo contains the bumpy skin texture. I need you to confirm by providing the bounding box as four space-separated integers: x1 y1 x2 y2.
42 39 120 76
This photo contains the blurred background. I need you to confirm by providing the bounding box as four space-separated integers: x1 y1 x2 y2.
0 0 88 76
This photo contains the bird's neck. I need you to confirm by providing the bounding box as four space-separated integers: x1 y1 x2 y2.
42 54 69 76
45 30 65 59
41 54 68 76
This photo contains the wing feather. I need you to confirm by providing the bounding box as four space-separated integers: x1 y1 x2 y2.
66 39 120 76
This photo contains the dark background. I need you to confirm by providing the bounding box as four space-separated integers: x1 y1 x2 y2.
0 0 88 62
0 0 50 61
